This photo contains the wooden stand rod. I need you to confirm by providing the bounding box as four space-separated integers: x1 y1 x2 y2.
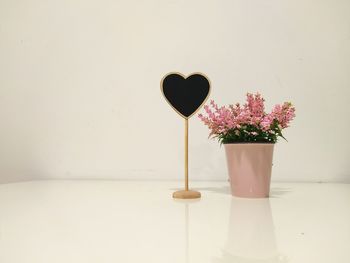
171 118 200 199
185 118 189 191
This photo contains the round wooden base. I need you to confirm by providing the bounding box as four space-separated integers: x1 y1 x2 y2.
172 190 201 199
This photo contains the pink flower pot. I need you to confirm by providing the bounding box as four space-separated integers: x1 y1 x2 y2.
224 143 274 198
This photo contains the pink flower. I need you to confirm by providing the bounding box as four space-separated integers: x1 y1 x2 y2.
246 92 265 119
261 114 274 131
198 93 296 142
270 102 296 129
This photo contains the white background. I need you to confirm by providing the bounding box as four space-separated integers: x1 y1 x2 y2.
0 0 349 183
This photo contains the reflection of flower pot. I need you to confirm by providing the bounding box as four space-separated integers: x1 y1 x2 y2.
224 143 274 198
213 198 285 263
225 198 277 259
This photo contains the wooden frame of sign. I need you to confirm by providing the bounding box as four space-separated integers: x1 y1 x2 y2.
160 72 211 199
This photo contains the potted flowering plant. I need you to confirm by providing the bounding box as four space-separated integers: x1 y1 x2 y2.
198 93 295 198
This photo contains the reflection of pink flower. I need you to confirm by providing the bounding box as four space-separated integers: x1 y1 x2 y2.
198 93 296 141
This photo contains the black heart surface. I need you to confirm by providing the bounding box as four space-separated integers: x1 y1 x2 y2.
161 72 211 119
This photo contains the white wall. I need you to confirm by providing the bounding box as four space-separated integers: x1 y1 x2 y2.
1 0 349 183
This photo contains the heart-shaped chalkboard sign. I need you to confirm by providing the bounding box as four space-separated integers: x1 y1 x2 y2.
161 72 211 119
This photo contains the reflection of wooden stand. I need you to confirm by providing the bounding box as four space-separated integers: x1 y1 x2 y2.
173 199 200 262
173 119 201 199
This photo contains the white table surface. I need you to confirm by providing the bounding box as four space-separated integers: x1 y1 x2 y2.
0 181 349 263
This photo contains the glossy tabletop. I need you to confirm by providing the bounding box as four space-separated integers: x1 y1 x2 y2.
0 181 349 263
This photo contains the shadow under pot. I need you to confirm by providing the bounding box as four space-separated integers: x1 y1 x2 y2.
224 143 275 198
